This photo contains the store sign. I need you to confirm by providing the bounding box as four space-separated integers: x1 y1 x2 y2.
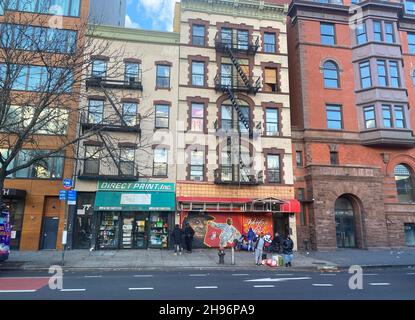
97 181 175 192
120 193 151 205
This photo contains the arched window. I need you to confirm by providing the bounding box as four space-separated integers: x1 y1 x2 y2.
395 164 415 202
323 61 340 88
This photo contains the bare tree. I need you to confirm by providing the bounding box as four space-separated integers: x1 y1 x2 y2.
0 0 153 208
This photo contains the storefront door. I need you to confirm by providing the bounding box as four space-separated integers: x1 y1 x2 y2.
40 217 59 250
134 214 147 249
121 214 135 249
3 199 24 250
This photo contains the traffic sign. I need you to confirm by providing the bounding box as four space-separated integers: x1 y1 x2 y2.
59 190 67 201
63 178 73 190
67 190 77 205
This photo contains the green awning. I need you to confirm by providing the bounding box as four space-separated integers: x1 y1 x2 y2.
94 191 175 212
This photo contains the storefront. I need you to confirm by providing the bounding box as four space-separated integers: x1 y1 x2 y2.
177 197 300 249
93 181 176 250
2 189 26 250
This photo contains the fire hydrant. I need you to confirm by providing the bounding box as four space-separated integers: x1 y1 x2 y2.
218 249 225 264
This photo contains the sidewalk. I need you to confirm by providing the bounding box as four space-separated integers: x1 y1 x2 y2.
1 248 415 271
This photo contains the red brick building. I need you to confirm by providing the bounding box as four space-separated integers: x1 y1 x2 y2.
288 0 415 250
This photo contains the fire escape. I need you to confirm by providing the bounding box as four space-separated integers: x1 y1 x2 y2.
214 31 262 185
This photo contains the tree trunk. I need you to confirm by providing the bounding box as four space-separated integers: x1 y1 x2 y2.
0 173 5 209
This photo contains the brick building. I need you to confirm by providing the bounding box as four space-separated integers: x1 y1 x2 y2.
0 0 90 250
174 0 300 249
288 0 415 250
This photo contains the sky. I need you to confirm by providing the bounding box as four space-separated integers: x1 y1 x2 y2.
125 0 179 32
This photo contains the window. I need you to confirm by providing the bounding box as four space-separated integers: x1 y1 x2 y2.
5 0 81 17
395 164 414 202
264 32 276 53
404 223 415 246
88 100 104 124
267 154 281 183
405 1 415 15
191 61 205 86
373 21 383 42
377 60 388 86
221 103 250 133
389 61 400 87
330 151 339 165
382 105 392 128
394 106 406 128
408 33 415 54
91 59 107 78
296 151 303 167
221 28 232 46
359 61 372 89
122 103 137 126
363 106 376 129
84 146 99 175
124 62 140 83
192 24 205 46
320 23 335 45
190 150 204 181
264 68 278 92
156 64 170 88
237 30 249 50
155 104 169 129
323 61 339 88
220 63 232 86
265 108 279 135
384 22 395 44
119 148 135 176
412 70 415 86
356 22 367 45
326 105 342 130
190 103 204 132
12 150 64 179
153 148 168 177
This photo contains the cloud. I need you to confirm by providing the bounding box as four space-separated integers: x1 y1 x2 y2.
125 14 141 28
137 0 178 32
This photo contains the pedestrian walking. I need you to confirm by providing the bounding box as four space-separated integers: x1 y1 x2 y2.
247 227 256 252
254 234 265 266
282 235 294 267
171 224 183 255
183 222 195 253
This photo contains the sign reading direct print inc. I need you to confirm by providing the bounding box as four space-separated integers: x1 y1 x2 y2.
97 181 175 192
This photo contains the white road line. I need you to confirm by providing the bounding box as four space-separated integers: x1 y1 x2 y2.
133 275 154 278
272 274 294 276
0 290 37 293
369 283 391 286
190 274 209 277
319 274 337 276
60 289 86 292
84 275 102 278
195 286 218 289
312 284 334 287
254 285 275 288
232 274 249 276
406 273 415 275
129 288 154 291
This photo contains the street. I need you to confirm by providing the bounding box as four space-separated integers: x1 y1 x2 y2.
0 267 414 300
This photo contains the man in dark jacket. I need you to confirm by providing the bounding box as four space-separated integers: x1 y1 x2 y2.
282 235 294 267
271 232 282 253
183 222 195 253
171 224 183 255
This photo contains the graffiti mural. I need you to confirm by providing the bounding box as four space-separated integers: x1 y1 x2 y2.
181 212 274 248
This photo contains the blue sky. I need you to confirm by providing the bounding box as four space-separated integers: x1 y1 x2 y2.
125 0 179 32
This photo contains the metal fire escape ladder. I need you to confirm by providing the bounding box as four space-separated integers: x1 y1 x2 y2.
97 80 129 128
224 45 252 90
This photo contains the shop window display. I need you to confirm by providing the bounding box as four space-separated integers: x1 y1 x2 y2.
122 215 134 249
98 213 119 249
135 218 147 248
149 213 169 248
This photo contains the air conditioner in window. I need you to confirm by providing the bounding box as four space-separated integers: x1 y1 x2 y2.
193 176 203 182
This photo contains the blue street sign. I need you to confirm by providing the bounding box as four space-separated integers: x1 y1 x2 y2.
67 190 77 205
59 190 67 201
63 178 73 190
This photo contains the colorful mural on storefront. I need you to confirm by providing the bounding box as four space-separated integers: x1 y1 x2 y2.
181 212 274 248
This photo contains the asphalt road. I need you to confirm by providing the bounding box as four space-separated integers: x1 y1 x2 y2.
0 267 414 300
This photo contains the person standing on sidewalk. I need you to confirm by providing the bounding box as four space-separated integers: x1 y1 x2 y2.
247 228 256 252
183 222 195 253
171 224 183 255
254 234 265 266
282 235 294 267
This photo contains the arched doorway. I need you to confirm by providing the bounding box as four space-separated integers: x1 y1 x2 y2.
335 196 356 248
